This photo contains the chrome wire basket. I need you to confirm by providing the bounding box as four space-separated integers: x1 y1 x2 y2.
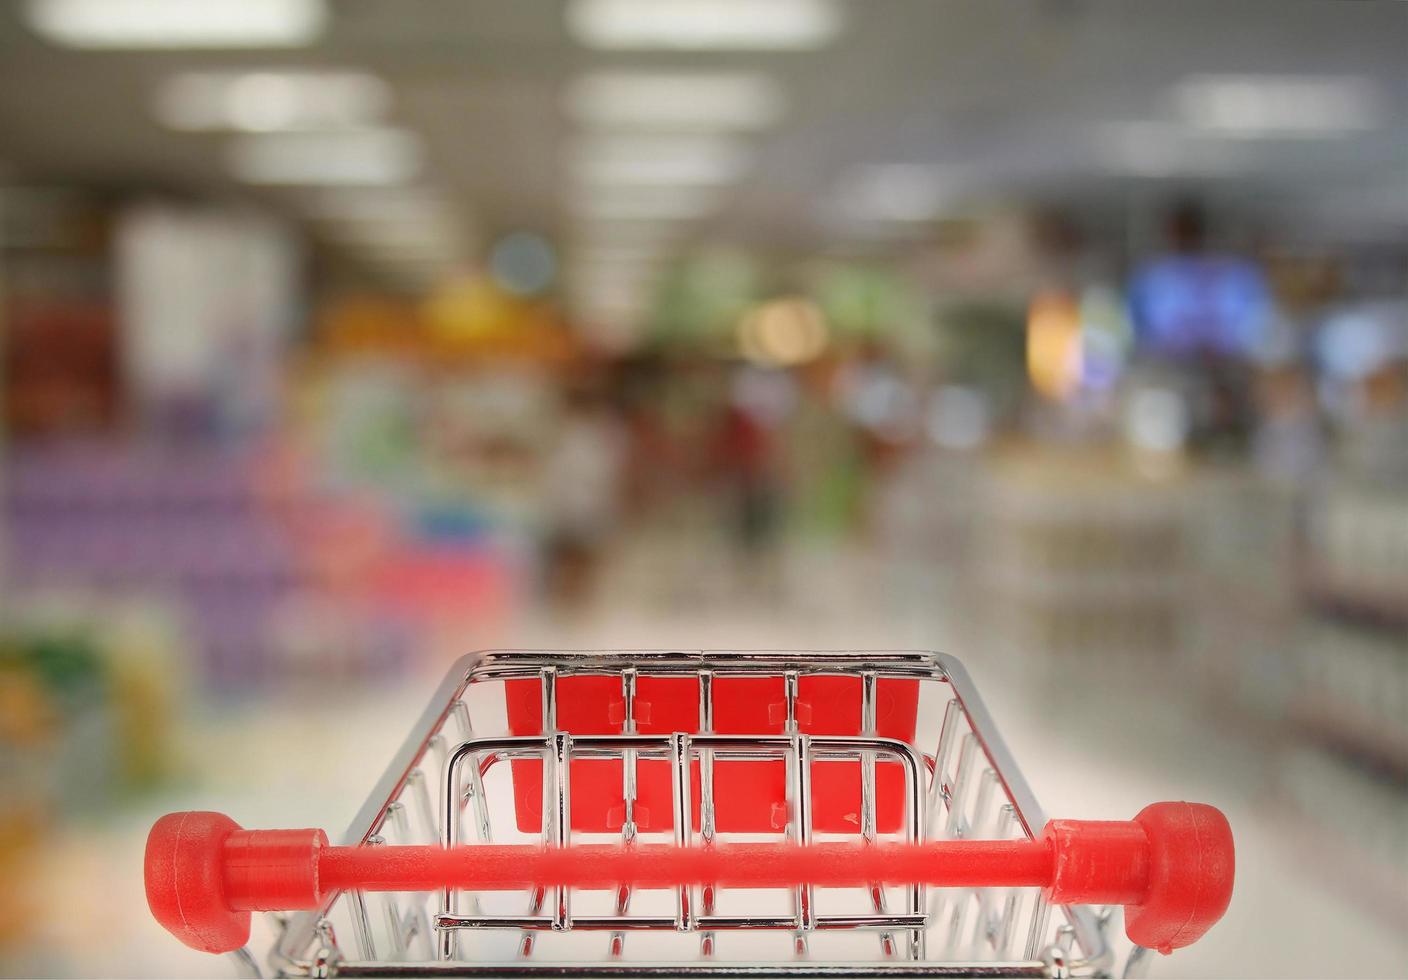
260 650 1122 978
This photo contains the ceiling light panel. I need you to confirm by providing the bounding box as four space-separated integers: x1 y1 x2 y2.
567 0 842 50
569 135 753 186
155 70 390 132
569 187 723 221
25 0 325 48
227 129 422 185
1097 121 1266 178
565 71 785 130
1174 75 1381 136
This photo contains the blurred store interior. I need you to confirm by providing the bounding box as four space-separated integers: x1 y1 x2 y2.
1 1 1406 977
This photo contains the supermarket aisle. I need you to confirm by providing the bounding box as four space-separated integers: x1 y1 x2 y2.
2 3 1404 977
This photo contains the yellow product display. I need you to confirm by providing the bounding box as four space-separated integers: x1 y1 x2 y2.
0 809 43 949
422 274 579 362
0 664 58 747
315 297 424 354
104 616 184 789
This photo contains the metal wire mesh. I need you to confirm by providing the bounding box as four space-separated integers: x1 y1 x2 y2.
267 651 1111 978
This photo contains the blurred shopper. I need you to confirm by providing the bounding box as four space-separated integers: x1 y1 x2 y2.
1252 365 1326 484
832 343 919 539
540 386 628 607
712 367 792 596
790 359 867 537
1318 299 1408 485
1128 201 1276 455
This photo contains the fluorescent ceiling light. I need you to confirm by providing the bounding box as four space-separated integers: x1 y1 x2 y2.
228 129 422 185
1175 75 1380 136
1098 122 1254 177
569 187 722 221
569 135 752 186
155 70 389 132
565 71 785 130
567 0 841 50
308 192 471 259
25 0 324 48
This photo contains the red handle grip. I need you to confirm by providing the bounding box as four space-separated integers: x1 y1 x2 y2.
146 802 1232 957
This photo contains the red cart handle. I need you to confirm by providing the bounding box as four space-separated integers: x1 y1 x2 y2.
146 801 1232 957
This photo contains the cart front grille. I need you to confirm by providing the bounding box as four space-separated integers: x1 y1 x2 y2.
270 651 1110 978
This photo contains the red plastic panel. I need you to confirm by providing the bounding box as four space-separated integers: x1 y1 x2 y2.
506 674 918 835
507 676 630 833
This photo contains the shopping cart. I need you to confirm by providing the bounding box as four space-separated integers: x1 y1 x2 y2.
145 650 1234 978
